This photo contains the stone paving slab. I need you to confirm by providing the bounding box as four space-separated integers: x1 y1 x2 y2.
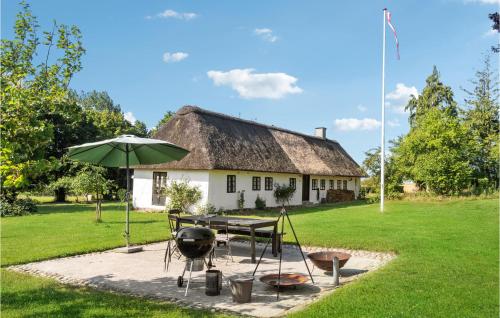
10 241 395 317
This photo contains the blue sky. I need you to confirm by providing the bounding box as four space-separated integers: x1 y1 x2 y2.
2 0 499 163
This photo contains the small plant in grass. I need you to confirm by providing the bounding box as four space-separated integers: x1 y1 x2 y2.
162 179 202 213
273 183 296 207
255 195 266 210
72 166 113 222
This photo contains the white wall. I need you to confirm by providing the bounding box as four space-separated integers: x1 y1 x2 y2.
308 175 361 203
207 170 303 210
132 169 210 211
133 168 361 211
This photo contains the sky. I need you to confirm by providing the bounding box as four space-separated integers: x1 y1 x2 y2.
2 0 499 163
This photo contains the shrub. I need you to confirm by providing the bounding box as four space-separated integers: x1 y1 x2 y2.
255 195 266 210
116 188 127 202
195 203 216 215
163 179 202 213
273 183 296 206
0 198 37 217
237 190 245 210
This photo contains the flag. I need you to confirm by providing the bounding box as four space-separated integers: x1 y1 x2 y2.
385 10 400 59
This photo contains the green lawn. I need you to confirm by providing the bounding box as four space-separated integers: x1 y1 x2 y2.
1 199 498 317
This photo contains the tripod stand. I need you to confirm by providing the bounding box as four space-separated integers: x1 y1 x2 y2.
252 205 314 300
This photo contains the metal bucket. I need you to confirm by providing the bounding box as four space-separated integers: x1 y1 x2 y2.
229 276 254 303
205 270 222 296
185 258 204 272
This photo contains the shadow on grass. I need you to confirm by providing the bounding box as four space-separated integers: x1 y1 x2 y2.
1 274 222 318
35 202 130 215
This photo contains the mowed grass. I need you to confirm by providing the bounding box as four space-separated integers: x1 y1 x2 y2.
1 199 498 317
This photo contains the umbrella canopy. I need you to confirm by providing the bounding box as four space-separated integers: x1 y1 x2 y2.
67 134 189 167
68 134 189 251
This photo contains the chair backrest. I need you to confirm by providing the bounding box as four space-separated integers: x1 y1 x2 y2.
167 209 181 237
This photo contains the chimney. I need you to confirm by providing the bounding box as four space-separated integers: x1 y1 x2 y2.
315 127 327 139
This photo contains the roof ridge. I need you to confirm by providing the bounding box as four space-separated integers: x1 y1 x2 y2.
177 105 340 144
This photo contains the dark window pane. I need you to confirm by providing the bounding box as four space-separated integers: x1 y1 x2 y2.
252 176 261 191
329 180 334 189
227 175 236 193
312 179 318 190
343 180 348 190
289 178 296 190
337 180 341 190
265 177 273 191
320 179 325 190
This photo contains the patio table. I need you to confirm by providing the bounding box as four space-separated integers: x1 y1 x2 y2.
175 215 278 263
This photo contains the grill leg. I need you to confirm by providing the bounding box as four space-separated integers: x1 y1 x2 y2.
184 260 194 296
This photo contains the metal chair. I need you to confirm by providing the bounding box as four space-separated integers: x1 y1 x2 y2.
164 209 182 271
209 219 234 263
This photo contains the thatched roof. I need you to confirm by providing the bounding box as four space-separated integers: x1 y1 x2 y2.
138 106 363 177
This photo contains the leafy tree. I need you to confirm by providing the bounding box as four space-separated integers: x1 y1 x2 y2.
489 12 499 53
362 143 403 195
462 55 499 188
0 1 84 202
162 179 201 213
150 110 174 136
393 108 472 195
405 66 458 127
72 166 113 221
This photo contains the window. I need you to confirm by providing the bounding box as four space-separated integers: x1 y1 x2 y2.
289 178 296 190
329 180 334 190
337 180 341 190
320 179 325 190
265 177 273 191
343 180 348 190
252 176 261 191
152 172 168 206
227 175 236 193
312 179 318 190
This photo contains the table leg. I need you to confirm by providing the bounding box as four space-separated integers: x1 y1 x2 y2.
272 224 278 257
250 227 256 263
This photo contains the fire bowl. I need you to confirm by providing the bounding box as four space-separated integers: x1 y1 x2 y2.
260 273 309 288
307 251 351 271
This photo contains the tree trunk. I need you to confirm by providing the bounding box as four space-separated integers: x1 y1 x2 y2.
95 199 102 222
54 188 66 202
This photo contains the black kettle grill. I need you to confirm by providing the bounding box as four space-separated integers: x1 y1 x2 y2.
176 227 215 259
174 227 215 296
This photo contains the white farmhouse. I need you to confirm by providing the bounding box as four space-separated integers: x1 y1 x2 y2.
132 106 364 211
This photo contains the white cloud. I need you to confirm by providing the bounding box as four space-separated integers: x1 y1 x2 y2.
385 83 418 114
124 112 137 124
483 29 498 37
334 118 381 131
357 104 367 112
207 68 302 99
148 9 198 20
162 52 189 63
464 0 500 4
254 28 278 43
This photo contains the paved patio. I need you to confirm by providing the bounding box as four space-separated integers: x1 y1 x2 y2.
10 241 395 317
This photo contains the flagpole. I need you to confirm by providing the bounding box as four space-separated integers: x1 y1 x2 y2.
380 8 386 213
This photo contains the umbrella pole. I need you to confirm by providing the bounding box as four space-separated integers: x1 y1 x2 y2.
126 144 130 248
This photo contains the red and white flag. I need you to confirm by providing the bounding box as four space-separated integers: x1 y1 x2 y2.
385 10 400 59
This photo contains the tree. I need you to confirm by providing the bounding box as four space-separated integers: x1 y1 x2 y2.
489 12 499 53
0 1 85 202
393 108 472 195
462 55 499 188
71 166 113 221
273 183 296 207
405 66 458 127
362 143 403 196
150 110 174 136
162 179 201 213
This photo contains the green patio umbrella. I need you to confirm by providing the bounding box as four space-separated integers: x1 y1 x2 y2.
68 134 189 252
